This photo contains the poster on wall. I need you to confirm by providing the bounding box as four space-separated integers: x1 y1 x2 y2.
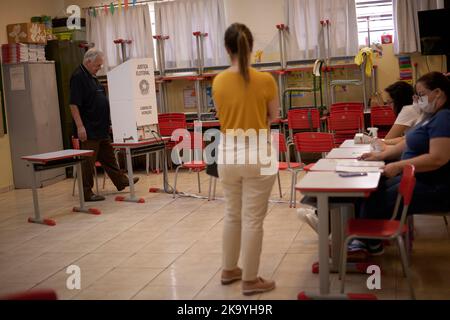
206 86 214 109
398 56 413 84
183 88 197 109
9 65 26 91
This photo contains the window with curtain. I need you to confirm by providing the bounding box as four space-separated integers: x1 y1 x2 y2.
154 0 227 69
356 0 394 46
393 0 444 54
86 4 154 73
285 0 359 61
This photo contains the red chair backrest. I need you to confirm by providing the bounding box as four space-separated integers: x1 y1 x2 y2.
370 106 396 127
399 164 416 206
174 131 205 150
330 102 364 113
328 111 363 132
158 113 187 137
293 132 335 153
272 132 288 153
71 136 80 150
288 108 320 131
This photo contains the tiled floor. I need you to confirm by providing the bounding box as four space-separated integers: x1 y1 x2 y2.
0 169 449 300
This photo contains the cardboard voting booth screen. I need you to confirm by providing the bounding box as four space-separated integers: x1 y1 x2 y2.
107 58 159 143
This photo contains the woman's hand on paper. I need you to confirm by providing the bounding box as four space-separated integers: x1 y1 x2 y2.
359 152 383 161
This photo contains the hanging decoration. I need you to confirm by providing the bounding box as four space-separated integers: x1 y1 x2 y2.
110 2 115 15
118 0 122 13
92 7 97 17
104 4 108 15
133 0 137 6
124 0 129 10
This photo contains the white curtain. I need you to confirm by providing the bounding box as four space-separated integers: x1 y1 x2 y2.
155 0 227 69
86 5 154 72
393 0 444 54
285 0 359 61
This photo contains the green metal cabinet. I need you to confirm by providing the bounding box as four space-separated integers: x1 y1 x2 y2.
45 40 85 150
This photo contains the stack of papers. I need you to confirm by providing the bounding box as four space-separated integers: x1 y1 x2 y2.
1 43 29 63
28 44 46 62
336 160 385 173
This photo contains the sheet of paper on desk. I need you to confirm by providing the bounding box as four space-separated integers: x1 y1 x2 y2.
337 160 385 167
336 165 383 173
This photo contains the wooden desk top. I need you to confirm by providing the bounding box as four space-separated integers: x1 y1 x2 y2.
21 149 94 164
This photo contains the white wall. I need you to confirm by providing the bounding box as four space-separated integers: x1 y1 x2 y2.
0 0 65 191
224 0 285 61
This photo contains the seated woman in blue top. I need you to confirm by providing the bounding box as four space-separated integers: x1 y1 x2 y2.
353 72 450 254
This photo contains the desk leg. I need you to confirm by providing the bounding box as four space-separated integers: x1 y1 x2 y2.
317 194 330 295
149 147 172 194
73 161 101 215
116 147 145 203
162 147 171 193
27 164 56 226
300 198 377 300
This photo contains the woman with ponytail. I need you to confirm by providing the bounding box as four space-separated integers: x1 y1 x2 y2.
212 23 279 296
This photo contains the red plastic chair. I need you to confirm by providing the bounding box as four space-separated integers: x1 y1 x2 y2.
327 111 364 146
287 108 321 140
272 132 303 207
71 136 105 195
330 102 364 113
172 131 207 198
340 164 416 300
158 113 188 170
330 102 365 132
291 132 335 206
370 106 396 138
158 113 187 142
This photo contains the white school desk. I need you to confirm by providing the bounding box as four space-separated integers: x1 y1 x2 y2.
325 147 368 159
22 149 99 226
340 140 371 151
296 171 380 298
309 159 384 172
111 138 170 203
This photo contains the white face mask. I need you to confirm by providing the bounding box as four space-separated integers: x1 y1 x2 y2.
414 96 437 114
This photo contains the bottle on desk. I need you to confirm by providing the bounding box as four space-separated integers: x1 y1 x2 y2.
368 127 383 152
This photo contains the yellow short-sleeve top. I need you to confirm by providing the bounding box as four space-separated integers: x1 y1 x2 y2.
212 67 278 133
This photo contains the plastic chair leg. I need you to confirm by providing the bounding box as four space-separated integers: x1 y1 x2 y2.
397 236 416 300
277 172 282 198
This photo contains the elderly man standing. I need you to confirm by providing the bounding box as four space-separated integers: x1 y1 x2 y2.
70 49 138 201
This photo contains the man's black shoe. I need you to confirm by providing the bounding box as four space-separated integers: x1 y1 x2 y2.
85 194 106 202
117 177 140 191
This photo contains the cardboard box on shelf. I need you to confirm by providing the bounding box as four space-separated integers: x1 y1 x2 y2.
7 23 47 44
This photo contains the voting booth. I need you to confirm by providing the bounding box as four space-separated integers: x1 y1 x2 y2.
107 58 159 143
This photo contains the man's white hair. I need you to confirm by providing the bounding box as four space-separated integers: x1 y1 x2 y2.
83 49 104 63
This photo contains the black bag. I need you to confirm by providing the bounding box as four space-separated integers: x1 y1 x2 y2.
206 134 219 178
206 162 219 178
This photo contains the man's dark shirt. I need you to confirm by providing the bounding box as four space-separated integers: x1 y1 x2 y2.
70 64 110 140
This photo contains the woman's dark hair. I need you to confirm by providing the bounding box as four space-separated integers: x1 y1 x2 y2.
416 72 450 105
384 81 414 115
224 23 254 82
